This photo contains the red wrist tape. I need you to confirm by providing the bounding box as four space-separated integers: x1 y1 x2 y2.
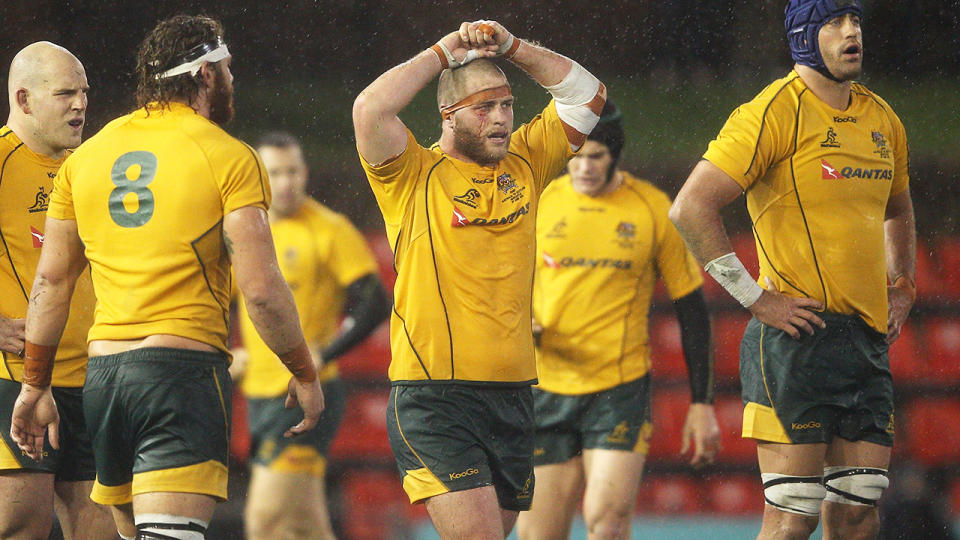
279 341 317 383
22 341 56 388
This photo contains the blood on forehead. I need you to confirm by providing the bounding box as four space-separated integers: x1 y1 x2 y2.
441 85 513 120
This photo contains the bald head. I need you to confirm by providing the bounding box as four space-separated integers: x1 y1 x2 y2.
7 41 88 157
437 59 509 111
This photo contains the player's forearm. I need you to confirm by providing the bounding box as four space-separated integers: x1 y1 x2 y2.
884 190 916 284
321 274 390 362
354 50 440 130
673 289 715 404
669 161 742 266
24 275 72 347
507 40 572 88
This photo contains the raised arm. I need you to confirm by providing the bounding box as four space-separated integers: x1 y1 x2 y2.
224 206 323 436
670 160 825 338
352 27 498 166
883 189 916 343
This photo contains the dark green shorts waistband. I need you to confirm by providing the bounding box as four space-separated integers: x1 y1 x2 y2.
89 347 228 367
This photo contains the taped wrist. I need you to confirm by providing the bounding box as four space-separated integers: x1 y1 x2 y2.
278 341 317 383
704 252 764 308
430 41 480 70
544 61 605 148
499 35 520 59
22 341 56 388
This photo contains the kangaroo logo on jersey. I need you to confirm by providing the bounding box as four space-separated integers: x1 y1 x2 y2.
871 130 890 159
821 159 842 179
453 188 481 209
452 206 470 227
30 226 44 248
541 251 561 268
28 186 49 213
545 218 567 239
820 128 840 148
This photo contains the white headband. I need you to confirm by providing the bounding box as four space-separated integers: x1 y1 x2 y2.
155 42 230 80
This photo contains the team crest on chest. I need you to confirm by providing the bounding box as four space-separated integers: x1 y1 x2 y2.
615 221 636 248
820 128 840 148
871 131 890 159
28 186 49 213
546 218 567 239
497 173 526 203
453 188 481 209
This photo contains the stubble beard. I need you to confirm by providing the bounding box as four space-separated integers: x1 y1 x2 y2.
208 69 235 126
453 123 509 167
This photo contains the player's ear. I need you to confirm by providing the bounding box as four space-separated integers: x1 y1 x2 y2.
15 88 30 114
197 62 217 89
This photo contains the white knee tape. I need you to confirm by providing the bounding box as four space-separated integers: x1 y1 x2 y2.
761 473 826 516
823 466 889 506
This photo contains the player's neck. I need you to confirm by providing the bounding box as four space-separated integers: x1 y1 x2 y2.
795 64 852 111
5 117 65 159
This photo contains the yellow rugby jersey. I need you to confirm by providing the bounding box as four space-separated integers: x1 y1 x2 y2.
360 101 573 384
534 172 703 394
704 71 908 333
238 199 379 398
48 103 270 352
0 127 94 387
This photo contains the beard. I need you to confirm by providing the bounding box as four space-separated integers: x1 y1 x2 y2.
208 68 235 126
452 122 509 166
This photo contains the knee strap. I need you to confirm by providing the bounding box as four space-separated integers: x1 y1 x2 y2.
761 473 826 516
136 513 208 540
823 466 888 506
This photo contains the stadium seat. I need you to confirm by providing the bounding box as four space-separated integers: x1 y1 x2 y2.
329 389 392 461
648 388 690 462
706 473 764 515
713 395 756 465
934 235 960 300
902 397 960 466
922 318 960 383
636 473 705 514
888 320 923 383
713 313 751 384
649 315 687 382
337 322 391 382
914 238 938 302
338 470 410 540
230 391 251 465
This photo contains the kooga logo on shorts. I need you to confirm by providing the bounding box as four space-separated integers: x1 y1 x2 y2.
791 421 822 430
449 467 480 480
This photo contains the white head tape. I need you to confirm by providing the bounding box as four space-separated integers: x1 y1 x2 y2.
155 39 230 80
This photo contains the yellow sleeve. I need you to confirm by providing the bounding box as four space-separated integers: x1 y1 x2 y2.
219 141 271 214
888 107 910 197
358 129 424 227
511 100 576 193
48 158 76 220
650 188 703 300
703 92 792 192
325 214 379 287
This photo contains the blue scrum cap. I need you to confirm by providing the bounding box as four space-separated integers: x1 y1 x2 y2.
587 99 624 164
785 0 861 79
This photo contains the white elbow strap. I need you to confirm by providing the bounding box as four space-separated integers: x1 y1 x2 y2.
704 252 764 308
545 61 605 147
762 474 826 516
823 467 888 506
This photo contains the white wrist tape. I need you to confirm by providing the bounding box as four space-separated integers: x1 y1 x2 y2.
543 61 600 106
704 252 763 308
437 41 480 69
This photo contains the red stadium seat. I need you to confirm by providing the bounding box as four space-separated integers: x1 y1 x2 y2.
902 397 960 466
888 320 923 383
230 391 251 465
339 470 410 540
922 318 960 383
914 238 939 302
649 315 687 382
636 474 705 514
648 388 690 462
338 322 391 382
713 395 756 465
934 235 960 300
329 389 392 461
713 313 751 384
706 473 764 515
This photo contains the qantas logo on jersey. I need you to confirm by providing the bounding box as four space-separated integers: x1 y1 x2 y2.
451 202 530 228
30 226 44 248
546 256 632 269
541 251 561 268
821 159 893 181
